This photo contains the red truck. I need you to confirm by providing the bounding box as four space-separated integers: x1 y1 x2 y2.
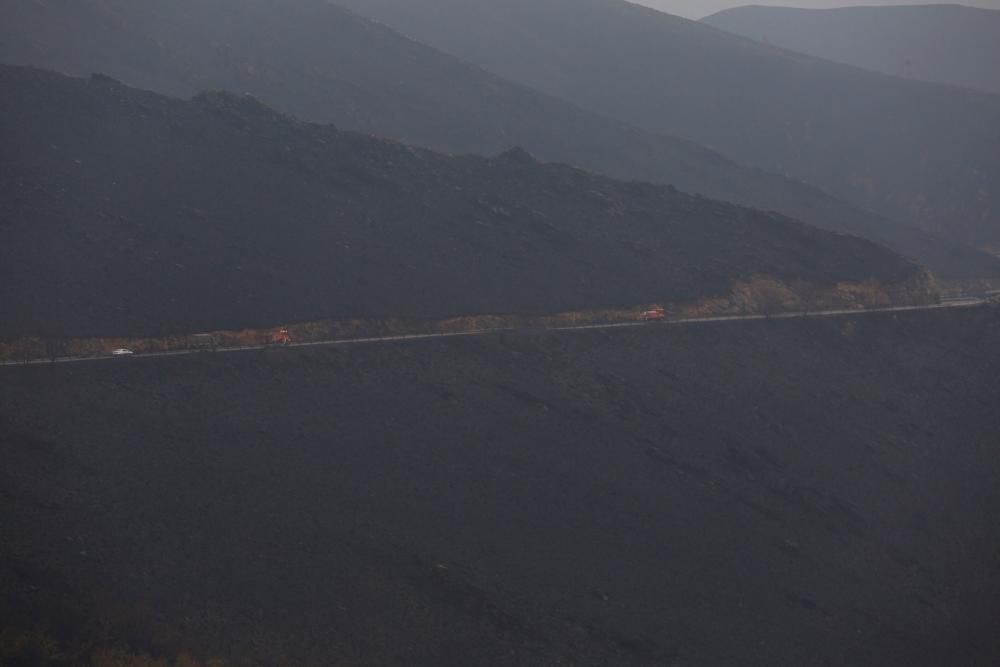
639 307 667 322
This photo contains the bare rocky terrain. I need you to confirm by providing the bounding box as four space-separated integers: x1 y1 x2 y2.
0 66 931 339
2 307 1000 665
335 0 1000 251
1 0 995 280
2 3 998 667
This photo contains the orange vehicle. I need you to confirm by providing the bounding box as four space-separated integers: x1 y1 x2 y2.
272 328 293 345
638 307 667 322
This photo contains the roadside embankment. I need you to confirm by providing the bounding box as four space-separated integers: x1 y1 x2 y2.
0 273 939 363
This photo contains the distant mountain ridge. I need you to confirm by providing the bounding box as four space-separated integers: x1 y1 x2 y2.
703 4 1000 94
333 0 1000 251
0 0 994 280
0 66 930 337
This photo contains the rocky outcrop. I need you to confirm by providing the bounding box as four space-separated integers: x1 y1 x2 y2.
674 271 938 319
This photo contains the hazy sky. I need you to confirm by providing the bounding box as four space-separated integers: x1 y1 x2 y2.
635 1 1000 20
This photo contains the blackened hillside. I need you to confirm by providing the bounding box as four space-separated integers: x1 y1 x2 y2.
0 0 992 280
0 66 929 338
335 0 1000 250
2 308 999 665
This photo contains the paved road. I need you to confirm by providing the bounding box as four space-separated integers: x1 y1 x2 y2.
0 298 989 368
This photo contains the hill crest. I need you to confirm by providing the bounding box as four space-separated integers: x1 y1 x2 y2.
0 0 994 279
0 65 931 337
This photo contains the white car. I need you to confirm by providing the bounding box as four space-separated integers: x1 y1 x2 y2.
111 348 134 356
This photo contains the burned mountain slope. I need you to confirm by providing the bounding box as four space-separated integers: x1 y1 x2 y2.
0 0 992 280
335 0 1000 250
2 308 999 665
0 66 930 338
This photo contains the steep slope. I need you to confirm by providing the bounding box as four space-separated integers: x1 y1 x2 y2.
636 0 1000 21
3 308 1000 665
0 66 932 338
0 0 994 280
703 4 1000 94
334 0 1000 250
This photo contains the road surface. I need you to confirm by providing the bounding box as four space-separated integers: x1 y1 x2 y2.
0 297 990 368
